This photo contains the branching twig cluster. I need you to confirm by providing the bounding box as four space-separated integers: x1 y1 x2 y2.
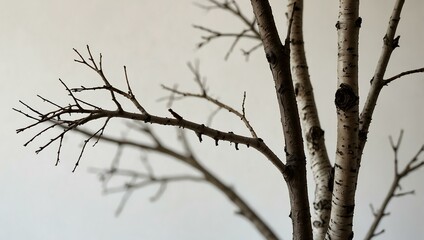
15 46 284 172
91 151 205 216
14 1 424 239
14 46 283 239
194 0 261 60
161 61 258 138
68 121 279 238
364 130 424 239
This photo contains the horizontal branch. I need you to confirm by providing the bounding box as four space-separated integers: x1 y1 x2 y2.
384 67 424 85
15 47 284 174
76 109 283 172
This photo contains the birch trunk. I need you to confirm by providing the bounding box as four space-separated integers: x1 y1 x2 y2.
326 0 360 239
287 1 332 239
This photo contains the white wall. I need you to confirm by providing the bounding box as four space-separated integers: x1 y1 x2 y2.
1 1 423 239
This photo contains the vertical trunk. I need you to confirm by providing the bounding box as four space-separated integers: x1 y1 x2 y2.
326 1 360 240
287 1 332 239
250 1 312 239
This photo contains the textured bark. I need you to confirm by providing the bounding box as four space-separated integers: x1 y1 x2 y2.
326 1 360 239
250 1 312 239
287 1 332 239
359 0 404 159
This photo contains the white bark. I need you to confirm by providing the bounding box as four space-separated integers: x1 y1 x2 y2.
287 1 332 239
326 0 360 239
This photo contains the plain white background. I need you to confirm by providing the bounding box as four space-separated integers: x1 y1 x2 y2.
1 1 423 239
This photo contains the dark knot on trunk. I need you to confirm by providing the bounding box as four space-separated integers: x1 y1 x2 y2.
335 83 358 111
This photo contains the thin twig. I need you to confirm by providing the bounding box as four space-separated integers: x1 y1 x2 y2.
192 0 261 58
384 67 424 85
364 131 424 240
161 62 258 138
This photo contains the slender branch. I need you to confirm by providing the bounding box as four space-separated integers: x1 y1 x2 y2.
78 125 281 240
364 131 424 240
15 47 284 192
359 0 405 158
193 0 261 58
197 0 260 38
287 1 332 238
384 67 424 85
74 46 124 112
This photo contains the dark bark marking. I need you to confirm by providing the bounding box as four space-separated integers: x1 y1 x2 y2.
143 114 152 123
306 126 324 150
283 160 295 182
265 51 276 65
196 132 203 142
358 129 368 142
392 35 400 48
344 204 355 214
335 83 358 111
294 83 300 97
384 35 400 49
328 167 335 192
355 17 362 28
314 199 332 211
335 21 341 29
313 220 323 228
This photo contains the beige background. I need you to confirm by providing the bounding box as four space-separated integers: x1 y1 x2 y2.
1 0 423 239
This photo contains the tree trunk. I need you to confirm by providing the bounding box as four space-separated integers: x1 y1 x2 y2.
326 0 360 239
287 1 332 239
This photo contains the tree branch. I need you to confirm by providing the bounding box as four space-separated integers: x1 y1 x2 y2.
250 1 312 239
194 0 261 59
15 47 284 240
359 0 405 158
161 61 258 138
287 1 333 238
383 67 424 85
364 131 424 240
77 125 281 240
327 0 360 239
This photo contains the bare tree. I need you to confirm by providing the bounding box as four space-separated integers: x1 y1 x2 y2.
14 1 424 240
